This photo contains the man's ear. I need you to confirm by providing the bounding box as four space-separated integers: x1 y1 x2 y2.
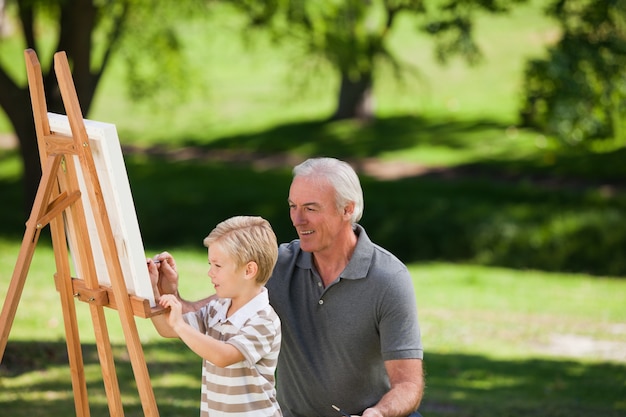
245 261 259 281
343 201 355 219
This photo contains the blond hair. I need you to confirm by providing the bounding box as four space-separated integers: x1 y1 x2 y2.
203 216 278 285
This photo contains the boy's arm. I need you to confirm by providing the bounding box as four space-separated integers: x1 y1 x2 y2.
150 313 178 338
159 295 244 367
174 321 245 367
178 295 217 314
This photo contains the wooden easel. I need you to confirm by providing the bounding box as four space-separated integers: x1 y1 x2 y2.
0 49 162 416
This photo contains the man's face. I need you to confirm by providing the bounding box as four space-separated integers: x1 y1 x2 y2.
288 176 347 254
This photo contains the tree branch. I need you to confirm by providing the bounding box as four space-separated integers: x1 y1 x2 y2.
17 1 35 49
96 0 131 83
0 66 22 120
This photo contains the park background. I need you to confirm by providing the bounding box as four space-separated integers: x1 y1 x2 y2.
0 0 625 416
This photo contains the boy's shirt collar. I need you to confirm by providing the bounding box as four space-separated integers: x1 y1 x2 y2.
211 287 269 330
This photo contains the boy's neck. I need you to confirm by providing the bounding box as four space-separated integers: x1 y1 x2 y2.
227 285 263 317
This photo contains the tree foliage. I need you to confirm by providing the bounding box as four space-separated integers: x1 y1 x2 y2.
0 0 206 211
227 0 528 120
519 0 626 146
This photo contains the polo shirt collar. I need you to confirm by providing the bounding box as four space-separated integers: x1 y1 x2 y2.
295 224 374 281
213 287 270 330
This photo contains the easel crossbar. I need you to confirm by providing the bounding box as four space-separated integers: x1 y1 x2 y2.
53 275 167 319
37 190 81 229
43 133 79 155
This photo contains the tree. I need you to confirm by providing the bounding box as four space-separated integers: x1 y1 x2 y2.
0 0 203 212
519 0 626 146
227 0 528 121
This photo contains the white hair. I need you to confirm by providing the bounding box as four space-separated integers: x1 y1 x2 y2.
293 157 364 224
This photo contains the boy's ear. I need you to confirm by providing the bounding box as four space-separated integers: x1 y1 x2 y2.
245 261 259 281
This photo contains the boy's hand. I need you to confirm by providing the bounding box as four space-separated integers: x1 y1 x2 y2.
146 258 161 299
159 294 184 330
147 251 179 297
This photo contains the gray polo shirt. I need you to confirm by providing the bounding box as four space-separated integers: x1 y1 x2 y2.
266 225 423 417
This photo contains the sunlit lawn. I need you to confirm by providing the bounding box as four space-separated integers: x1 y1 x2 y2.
1 240 625 416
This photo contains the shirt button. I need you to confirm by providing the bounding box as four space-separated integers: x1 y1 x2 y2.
317 282 323 287
318 300 324 305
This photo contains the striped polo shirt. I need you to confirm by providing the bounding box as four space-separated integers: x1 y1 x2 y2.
183 287 282 417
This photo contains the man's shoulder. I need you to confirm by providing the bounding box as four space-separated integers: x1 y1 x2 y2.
277 239 304 267
354 224 408 274
268 239 302 289
371 242 405 266
278 239 301 255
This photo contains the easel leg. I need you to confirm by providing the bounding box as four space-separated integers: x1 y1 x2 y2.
0 155 66 361
90 304 126 416
57 153 126 417
51 214 91 417
113 287 160 417
0 225 40 360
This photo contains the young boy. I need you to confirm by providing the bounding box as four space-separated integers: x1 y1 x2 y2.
148 216 282 417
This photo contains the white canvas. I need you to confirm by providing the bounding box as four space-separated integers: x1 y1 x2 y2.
48 113 155 307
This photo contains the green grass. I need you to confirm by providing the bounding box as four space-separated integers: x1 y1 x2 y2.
416 263 626 416
1 246 625 417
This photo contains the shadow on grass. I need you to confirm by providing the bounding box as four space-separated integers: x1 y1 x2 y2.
1 340 200 417
3 115 626 275
171 116 509 158
1 340 624 417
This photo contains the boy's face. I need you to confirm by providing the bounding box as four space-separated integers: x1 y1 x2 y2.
207 241 247 299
